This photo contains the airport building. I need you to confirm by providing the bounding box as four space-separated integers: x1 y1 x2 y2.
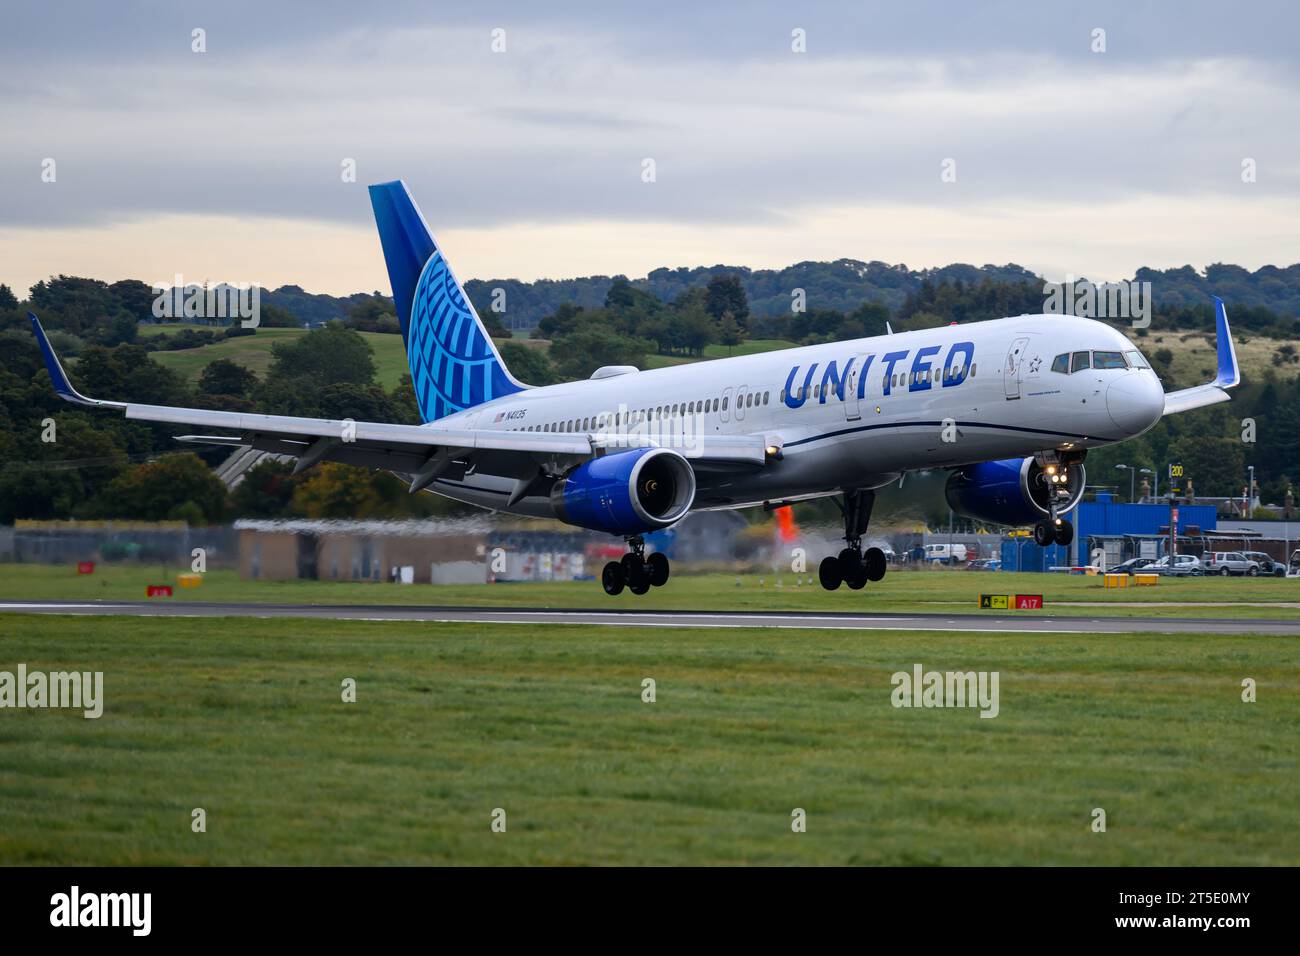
1003 492 1298 571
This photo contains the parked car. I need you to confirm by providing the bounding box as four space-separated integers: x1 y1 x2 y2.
1202 551 1262 576
1111 557 1156 574
966 558 1002 571
1241 551 1287 577
924 543 969 564
1148 554 1202 576
1290 550 1300 578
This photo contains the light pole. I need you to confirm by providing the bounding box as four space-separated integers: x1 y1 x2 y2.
1248 465 1255 519
1141 467 1157 502
1115 464 1135 503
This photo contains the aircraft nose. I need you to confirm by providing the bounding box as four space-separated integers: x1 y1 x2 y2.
1106 371 1164 435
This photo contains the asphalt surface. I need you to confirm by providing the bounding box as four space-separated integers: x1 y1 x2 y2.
0 600 1296 634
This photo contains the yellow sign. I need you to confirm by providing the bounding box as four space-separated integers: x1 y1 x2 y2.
979 594 1010 609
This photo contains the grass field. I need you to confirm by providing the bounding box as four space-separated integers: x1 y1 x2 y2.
141 325 800 384
644 339 798 370
3 564 1297 618
1145 329 1300 388
146 327 409 390
0 613 1295 865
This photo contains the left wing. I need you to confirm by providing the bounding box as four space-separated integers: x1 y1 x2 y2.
1161 296 1240 416
28 313 767 497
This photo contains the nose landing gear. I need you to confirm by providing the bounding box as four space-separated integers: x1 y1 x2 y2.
602 536 671 596
1032 455 1078 549
819 489 888 591
1033 518 1074 547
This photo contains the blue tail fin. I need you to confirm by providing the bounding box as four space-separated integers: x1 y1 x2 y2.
369 180 525 422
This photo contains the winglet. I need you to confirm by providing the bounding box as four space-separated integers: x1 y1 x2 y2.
1212 296 1240 389
27 312 126 408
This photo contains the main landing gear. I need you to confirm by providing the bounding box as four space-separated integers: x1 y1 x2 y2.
819 488 888 591
602 536 670 596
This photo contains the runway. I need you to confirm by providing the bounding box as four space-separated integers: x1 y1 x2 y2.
1 600 1296 634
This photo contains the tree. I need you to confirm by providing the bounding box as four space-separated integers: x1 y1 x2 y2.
0 284 17 311
291 462 385 518
1167 434 1246 497
230 458 299 517
257 303 302 328
266 322 376 388
547 325 650 380
107 279 157 322
345 295 400 333
498 341 558 385
0 416 128 522
74 344 190 405
199 358 259 398
92 452 228 523
705 274 749 329
315 382 401 422
718 313 743 354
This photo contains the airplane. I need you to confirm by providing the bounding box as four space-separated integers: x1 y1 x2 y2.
27 180 1239 595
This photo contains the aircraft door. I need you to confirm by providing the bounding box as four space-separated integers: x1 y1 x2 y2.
845 353 869 421
1003 337 1030 400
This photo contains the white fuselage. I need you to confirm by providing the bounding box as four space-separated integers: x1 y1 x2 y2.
425 314 1165 516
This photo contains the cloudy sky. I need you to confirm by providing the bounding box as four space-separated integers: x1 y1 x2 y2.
2 0 1298 297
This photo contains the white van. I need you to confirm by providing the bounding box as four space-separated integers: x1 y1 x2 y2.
924 544 969 565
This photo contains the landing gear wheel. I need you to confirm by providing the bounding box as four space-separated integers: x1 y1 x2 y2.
864 547 887 582
839 548 867 590
602 561 625 596
620 553 644 578
628 571 651 595
1053 520 1074 547
646 552 670 587
819 556 843 591
1033 521 1054 547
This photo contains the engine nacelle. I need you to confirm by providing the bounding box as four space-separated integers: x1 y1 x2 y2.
551 447 696 536
945 457 1087 527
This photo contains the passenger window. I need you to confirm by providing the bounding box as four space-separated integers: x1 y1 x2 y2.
722 397 728 410
763 391 770 404
1051 354 1069 374
1094 351 1126 369
1070 351 1091 373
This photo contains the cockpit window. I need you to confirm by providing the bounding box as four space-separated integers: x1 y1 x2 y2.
1070 351 1091 373
1124 349 1149 369
1050 353 1070 374
1093 351 1126 369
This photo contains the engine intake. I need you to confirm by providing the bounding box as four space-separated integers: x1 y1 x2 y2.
551 447 696 536
945 457 1086 527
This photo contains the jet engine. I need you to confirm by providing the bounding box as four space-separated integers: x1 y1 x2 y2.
944 457 1086 527
551 447 696 536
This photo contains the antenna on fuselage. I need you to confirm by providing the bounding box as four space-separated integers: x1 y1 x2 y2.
885 321 894 335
